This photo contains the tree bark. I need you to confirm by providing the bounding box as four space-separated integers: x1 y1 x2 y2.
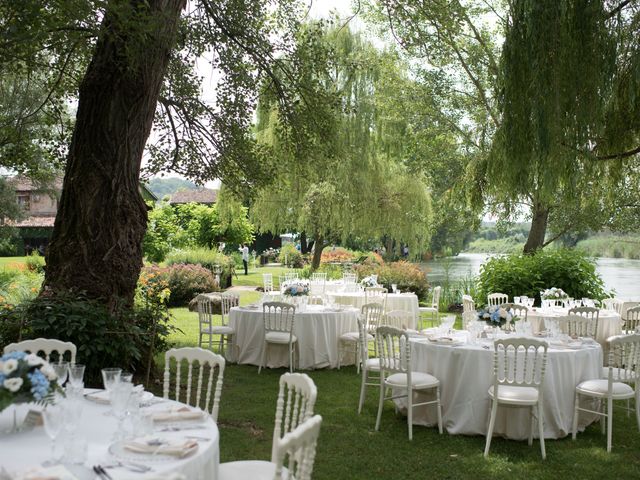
300 231 309 254
523 203 550 254
43 0 186 310
310 235 325 270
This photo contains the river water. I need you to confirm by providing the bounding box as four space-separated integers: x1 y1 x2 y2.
421 253 640 301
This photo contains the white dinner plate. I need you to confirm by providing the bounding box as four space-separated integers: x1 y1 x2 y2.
85 390 154 405
428 337 465 346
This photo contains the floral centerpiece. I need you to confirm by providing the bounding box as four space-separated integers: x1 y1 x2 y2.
0 351 59 413
477 305 519 328
540 287 568 300
360 275 378 288
282 280 310 297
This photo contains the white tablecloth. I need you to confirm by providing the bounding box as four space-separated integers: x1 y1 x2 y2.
527 307 622 344
0 393 219 479
229 305 359 369
402 337 602 439
326 292 419 328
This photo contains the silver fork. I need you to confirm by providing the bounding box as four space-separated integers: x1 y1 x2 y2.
102 461 153 473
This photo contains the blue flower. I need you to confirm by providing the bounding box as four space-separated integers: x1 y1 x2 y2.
1 351 27 361
27 370 50 401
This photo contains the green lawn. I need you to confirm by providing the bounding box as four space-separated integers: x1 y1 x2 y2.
164 277 640 479
0 256 28 269
230 265 299 287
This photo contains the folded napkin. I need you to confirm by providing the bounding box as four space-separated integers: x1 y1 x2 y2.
123 437 199 458
13 465 78 480
86 384 145 404
151 406 205 422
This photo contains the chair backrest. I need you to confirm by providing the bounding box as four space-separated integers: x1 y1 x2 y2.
462 294 475 313
311 272 327 282
501 303 528 322
263 273 274 292
561 314 598 338
361 302 384 334
382 310 414 330
487 293 508 307
462 311 477 330
568 306 600 322
263 302 296 335
376 326 410 376
343 272 357 284
220 292 240 326
285 272 299 281
606 334 640 384
308 295 324 306
492 337 548 390
602 297 623 314
272 372 317 462
272 415 323 480
309 274 326 296
625 306 640 333
365 287 388 310
163 347 225 421
197 295 216 332
431 286 442 308
3 338 77 363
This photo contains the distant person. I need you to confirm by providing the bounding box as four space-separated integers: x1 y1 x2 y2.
239 243 249 275
403 245 409 258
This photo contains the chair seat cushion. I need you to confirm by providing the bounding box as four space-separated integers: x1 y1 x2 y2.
601 367 636 383
265 332 297 344
419 307 437 313
386 372 439 389
219 460 291 480
488 385 539 405
204 326 235 335
365 358 381 371
340 332 373 342
576 379 635 399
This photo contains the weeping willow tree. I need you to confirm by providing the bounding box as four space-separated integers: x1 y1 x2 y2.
483 0 640 252
251 24 432 269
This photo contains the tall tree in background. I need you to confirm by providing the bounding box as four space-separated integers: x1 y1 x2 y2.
0 0 321 308
251 24 432 269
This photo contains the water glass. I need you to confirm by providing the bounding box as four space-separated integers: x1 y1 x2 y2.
391 284 398 293
514 296 521 305
111 382 133 441
52 361 69 387
120 372 134 383
42 403 64 465
68 364 85 387
101 368 122 393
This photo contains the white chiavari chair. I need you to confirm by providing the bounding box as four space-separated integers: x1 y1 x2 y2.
560 314 598 339
260 302 297 374
263 273 274 293
418 285 441 329
623 306 640 334
337 303 383 371
487 293 509 308
4 338 77 363
484 338 549 459
163 347 225 421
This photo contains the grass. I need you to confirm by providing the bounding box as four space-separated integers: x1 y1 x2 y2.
0 256 28 269
230 265 299 287
163 274 640 479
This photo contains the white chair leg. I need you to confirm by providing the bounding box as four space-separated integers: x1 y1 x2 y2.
408 387 413 441
358 368 368 414
436 386 443 434
355 342 360 374
484 400 498 457
572 392 579 440
537 404 546 460
337 341 342 370
289 343 294 373
529 406 534 446
258 342 267 374
601 403 606 435
375 381 385 432
636 392 640 431
218 335 225 356
607 396 613 452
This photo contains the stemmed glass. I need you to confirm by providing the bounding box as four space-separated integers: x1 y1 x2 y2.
111 381 133 441
52 361 69 387
68 364 85 388
101 368 122 394
42 401 65 466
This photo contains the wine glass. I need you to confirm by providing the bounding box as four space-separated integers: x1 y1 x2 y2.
68 364 85 388
111 382 133 441
120 372 134 383
391 284 398 294
52 361 69 387
42 402 64 466
101 368 122 394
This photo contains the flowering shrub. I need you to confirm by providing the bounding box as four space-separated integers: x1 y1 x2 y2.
354 261 429 300
279 243 304 268
282 280 310 297
540 287 568 300
321 247 357 264
166 248 235 288
142 264 218 307
356 251 384 266
0 351 60 411
25 252 45 274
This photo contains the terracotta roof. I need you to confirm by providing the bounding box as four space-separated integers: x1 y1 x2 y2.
169 188 218 205
8 175 63 192
9 216 56 228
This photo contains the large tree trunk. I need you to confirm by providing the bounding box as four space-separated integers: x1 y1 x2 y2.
300 231 309 254
523 203 550 254
43 0 186 310
310 235 325 270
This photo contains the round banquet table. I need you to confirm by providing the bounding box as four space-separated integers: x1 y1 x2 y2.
527 307 622 345
0 392 219 480
326 292 419 328
401 336 602 440
228 304 359 369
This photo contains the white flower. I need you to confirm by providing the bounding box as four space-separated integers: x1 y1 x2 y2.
25 353 44 367
3 377 23 392
40 364 57 381
2 359 18 375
